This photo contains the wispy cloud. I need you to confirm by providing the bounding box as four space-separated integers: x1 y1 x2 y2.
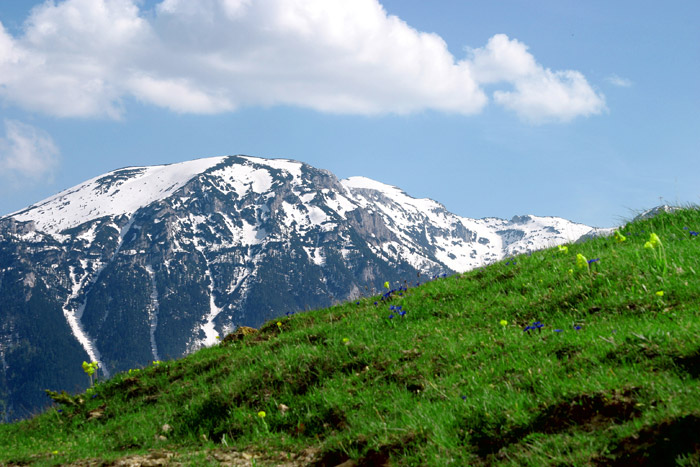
0 0 605 122
0 120 59 182
606 74 633 87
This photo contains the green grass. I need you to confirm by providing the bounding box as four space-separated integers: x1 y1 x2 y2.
2 208 700 466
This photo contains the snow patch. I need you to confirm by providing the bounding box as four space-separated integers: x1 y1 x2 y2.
304 246 326 266
8 156 227 235
143 265 162 362
208 164 274 197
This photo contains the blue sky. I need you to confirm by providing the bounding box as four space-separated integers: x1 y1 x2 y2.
0 0 698 227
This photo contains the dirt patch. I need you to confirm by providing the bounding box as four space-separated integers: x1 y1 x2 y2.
313 432 422 467
597 414 700 466
467 388 641 457
674 350 700 378
63 447 322 466
529 389 640 434
221 326 258 345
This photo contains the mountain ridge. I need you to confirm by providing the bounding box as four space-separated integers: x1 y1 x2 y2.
0 154 610 421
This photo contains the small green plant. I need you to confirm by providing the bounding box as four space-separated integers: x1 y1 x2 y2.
81 361 99 387
644 232 668 275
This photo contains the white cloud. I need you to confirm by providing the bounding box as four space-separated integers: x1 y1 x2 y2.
468 35 606 122
0 120 60 181
0 0 605 122
606 74 633 87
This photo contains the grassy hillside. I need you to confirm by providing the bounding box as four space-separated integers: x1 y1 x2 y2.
1 208 699 466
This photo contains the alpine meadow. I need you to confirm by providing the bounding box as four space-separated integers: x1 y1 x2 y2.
1 207 699 465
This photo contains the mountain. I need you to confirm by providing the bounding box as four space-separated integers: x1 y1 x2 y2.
0 155 609 421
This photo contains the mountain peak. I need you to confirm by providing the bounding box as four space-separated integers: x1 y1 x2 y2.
5 156 229 235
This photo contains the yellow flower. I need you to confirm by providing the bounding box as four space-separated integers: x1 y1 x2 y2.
342 337 350 343
655 291 664 297
644 233 662 249
568 269 574 275
649 233 662 248
257 411 266 418
82 361 97 376
499 320 508 327
52 451 59 455
576 253 588 269
383 281 390 289
614 231 627 243
557 245 569 254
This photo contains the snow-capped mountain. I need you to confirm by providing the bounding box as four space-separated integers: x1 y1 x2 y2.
0 155 609 420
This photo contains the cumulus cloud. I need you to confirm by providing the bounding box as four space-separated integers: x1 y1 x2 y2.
0 0 605 122
0 120 60 181
468 35 606 122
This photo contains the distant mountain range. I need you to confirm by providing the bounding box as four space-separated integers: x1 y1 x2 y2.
0 155 610 421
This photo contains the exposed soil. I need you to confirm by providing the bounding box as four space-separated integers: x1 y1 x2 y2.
529 389 640 434
54 447 323 467
674 349 700 378
468 388 641 458
597 414 700 466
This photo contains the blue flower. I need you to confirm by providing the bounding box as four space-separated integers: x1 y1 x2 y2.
554 329 563 332
374 302 378 306
574 325 582 331
461 395 467 400
690 231 699 237
388 314 394 319
356 302 360 305
588 258 600 264
523 326 532 332
398 310 407 317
